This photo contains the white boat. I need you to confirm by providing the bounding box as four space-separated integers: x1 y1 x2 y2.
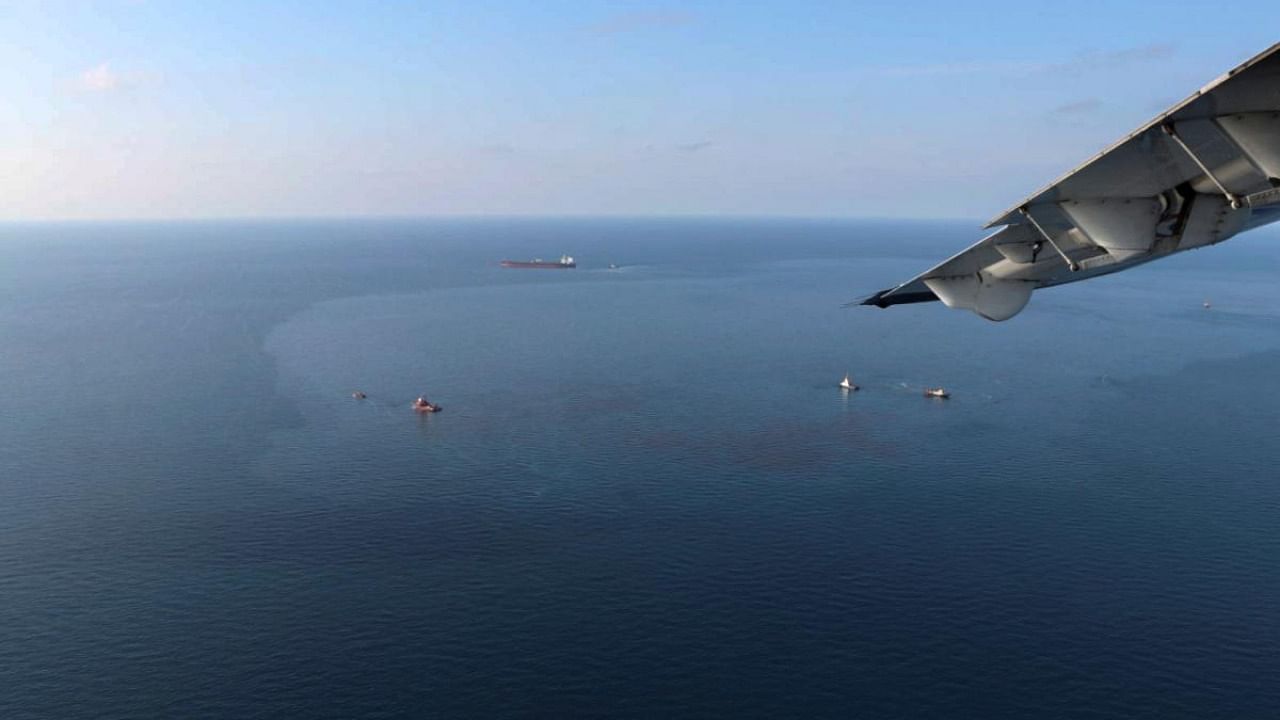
924 387 950 399
839 373 859 391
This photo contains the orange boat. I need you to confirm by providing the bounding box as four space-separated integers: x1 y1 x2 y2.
412 396 442 413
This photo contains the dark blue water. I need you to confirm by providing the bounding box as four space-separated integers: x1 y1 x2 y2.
2 218 1279 718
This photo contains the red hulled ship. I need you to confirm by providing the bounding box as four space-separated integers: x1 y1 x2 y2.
500 254 576 269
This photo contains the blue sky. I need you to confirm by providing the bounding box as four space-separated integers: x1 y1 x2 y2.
1 1 1273 220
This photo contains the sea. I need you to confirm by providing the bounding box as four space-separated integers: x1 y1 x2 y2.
1 217 1278 719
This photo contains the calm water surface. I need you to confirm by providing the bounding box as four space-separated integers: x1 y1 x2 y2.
2 218 1278 718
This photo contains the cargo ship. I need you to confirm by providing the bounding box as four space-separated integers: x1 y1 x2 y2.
500 254 576 269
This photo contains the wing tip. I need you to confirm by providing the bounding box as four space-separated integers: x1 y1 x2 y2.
845 290 888 308
845 287 939 309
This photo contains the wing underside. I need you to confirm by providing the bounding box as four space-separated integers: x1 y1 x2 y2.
862 42 1280 321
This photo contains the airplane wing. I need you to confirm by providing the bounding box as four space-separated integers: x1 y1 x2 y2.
861 42 1280 321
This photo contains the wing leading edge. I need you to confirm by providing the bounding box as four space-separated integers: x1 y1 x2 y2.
862 42 1280 321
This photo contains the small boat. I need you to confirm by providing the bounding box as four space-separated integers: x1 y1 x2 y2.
608 263 619 270
924 387 950 399
412 396 442 413
1203 300 1212 309
352 391 367 400
839 373 859 391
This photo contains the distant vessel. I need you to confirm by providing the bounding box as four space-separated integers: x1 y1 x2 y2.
501 254 576 269
352 391 367 400
412 396 442 413
839 373 859 391
1203 299 1212 309
924 387 950 399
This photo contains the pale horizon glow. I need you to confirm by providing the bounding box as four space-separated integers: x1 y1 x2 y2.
0 2 1273 221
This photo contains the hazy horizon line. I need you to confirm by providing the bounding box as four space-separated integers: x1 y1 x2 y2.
0 212 985 226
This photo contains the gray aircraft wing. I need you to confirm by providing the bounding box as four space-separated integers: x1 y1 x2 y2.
861 42 1280 321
